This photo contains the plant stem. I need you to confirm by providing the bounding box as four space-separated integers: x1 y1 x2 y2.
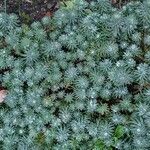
119 0 122 9
4 0 7 13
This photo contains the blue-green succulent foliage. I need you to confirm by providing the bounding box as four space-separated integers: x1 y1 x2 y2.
0 0 150 149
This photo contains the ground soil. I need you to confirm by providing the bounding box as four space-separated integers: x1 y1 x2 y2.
0 0 59 23
0 0 132 24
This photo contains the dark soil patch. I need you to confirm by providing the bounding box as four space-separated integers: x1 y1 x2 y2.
0 0 134 24
0 0 59 24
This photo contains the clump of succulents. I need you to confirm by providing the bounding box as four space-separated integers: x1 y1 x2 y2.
0 0 150 149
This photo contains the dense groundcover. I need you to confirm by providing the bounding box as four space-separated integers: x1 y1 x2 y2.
0 0 150 149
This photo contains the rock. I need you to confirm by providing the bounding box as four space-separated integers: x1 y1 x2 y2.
0 90 7 103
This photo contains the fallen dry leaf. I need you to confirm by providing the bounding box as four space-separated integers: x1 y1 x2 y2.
0 90 7 103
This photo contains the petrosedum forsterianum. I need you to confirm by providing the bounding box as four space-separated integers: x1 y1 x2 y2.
0 0 150 149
